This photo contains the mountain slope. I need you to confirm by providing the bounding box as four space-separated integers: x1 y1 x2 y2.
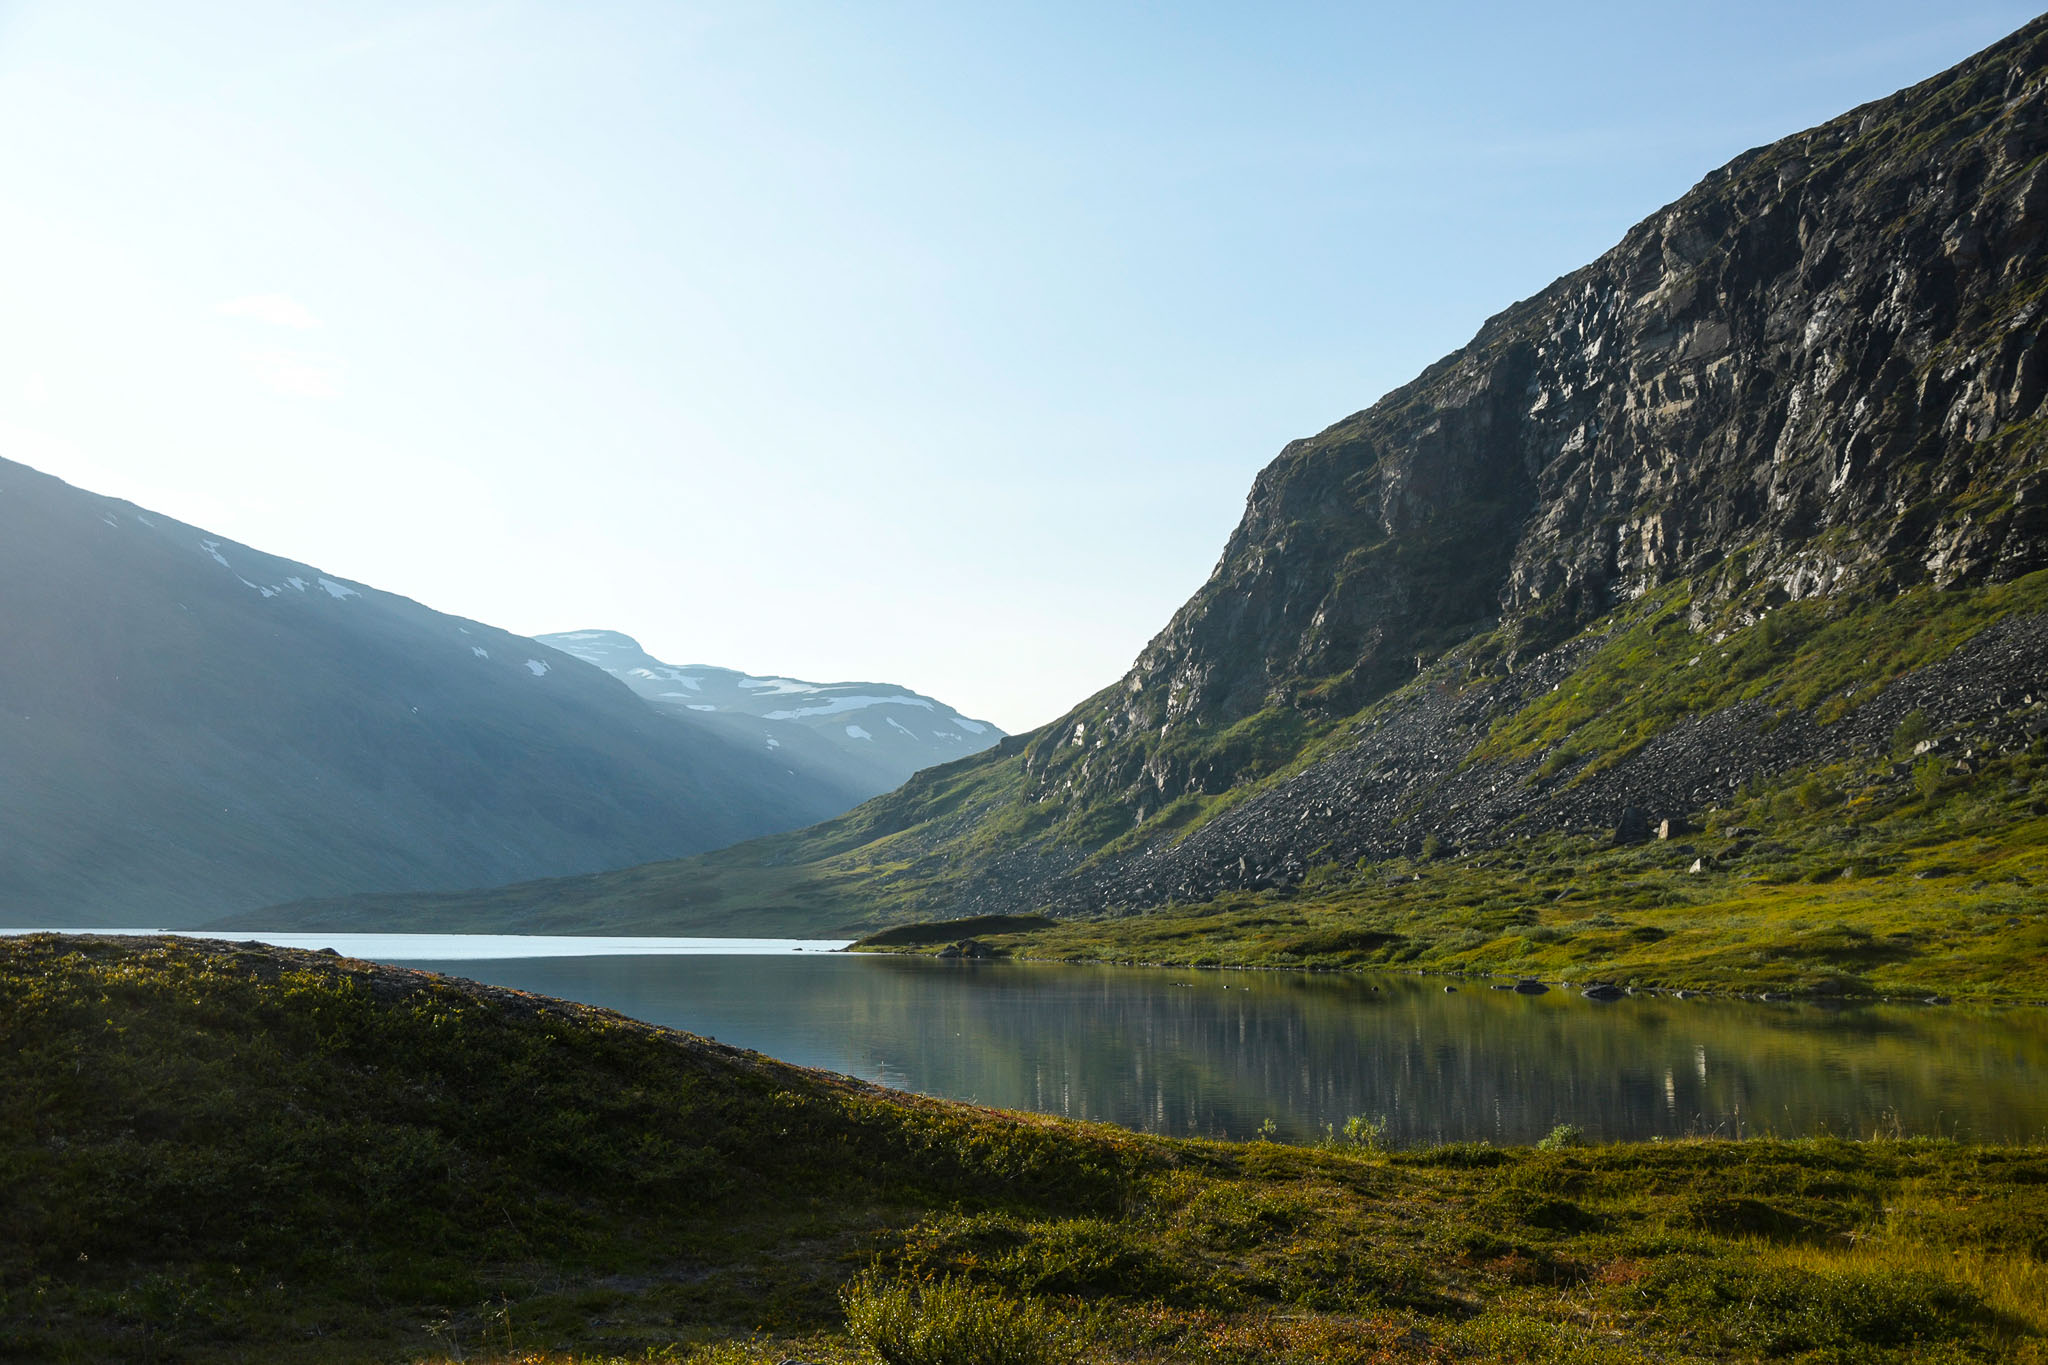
243 16 2048 941
0 458 865 926
537 629 1001 798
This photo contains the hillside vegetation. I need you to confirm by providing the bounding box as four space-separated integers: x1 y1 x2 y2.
3 934 2046 1364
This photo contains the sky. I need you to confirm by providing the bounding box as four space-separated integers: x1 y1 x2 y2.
0 3 2036 733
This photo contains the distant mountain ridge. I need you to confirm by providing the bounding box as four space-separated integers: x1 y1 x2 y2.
0 457 875 926
538 630 1000 796
237 15 2048 938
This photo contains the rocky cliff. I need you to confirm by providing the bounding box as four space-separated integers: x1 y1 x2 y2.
1036 18 2048 813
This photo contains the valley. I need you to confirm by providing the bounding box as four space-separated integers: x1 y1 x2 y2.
237 18 2048 1014
8 10 2048 1365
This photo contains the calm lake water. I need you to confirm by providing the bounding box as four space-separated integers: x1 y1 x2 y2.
22 931 2048 1145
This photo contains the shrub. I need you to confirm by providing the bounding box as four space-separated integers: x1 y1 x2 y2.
841 1272 1076 1365
1892 709 1932 756
1796 776 1839 813
1914 758 1946 803
1537 1124 1588 1151
1321 1113 1390 1152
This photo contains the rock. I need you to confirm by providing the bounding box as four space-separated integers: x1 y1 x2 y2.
1513 979 1550 995
1582 983 1627 1001
1444 985 1458 993
1613 806 1653 846
1925 995 1954 1005
1657 817 1692 840
1688 858 1706 874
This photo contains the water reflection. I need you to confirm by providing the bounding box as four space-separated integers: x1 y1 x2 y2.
404 953 2048 1146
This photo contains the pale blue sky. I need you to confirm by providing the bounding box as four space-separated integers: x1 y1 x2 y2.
0 3 2032 730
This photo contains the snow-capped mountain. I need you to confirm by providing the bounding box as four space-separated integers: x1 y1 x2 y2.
0 456 868 926
538 630 1003 796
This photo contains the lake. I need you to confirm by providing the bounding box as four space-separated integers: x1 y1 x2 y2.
17 931 2048 1145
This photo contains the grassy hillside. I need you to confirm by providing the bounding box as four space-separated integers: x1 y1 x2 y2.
860 579 2048 1001
3 934 2046 1364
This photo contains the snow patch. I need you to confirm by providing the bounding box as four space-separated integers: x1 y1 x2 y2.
950 716 988 735
845 724 873 740
687 704 717 712
317 577 359 600
764 736 780 750
739 676 821 695
885 716 919 739
472 647 490 659
285 577 308 592
200 540 230 567
525 658 550 677
762 695 935 720
133 513 153 526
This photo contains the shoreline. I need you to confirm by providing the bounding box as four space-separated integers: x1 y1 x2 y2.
848 940 2048 1010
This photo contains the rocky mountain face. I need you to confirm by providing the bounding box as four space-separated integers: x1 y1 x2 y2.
537 630 1000 798
955 16 2048 910
1045 21 2048 811
0 458 867 926
239 17 2048 936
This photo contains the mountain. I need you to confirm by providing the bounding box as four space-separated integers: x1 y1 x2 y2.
536 629 1000 798
233 17 2048 939
0 457 873 926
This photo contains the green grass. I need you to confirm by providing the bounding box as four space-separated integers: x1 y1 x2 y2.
923 751 2048 1000
5 934 2047 1363
1471 571 2048 778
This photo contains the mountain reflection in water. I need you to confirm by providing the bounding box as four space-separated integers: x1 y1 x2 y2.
405 952 2048 1146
